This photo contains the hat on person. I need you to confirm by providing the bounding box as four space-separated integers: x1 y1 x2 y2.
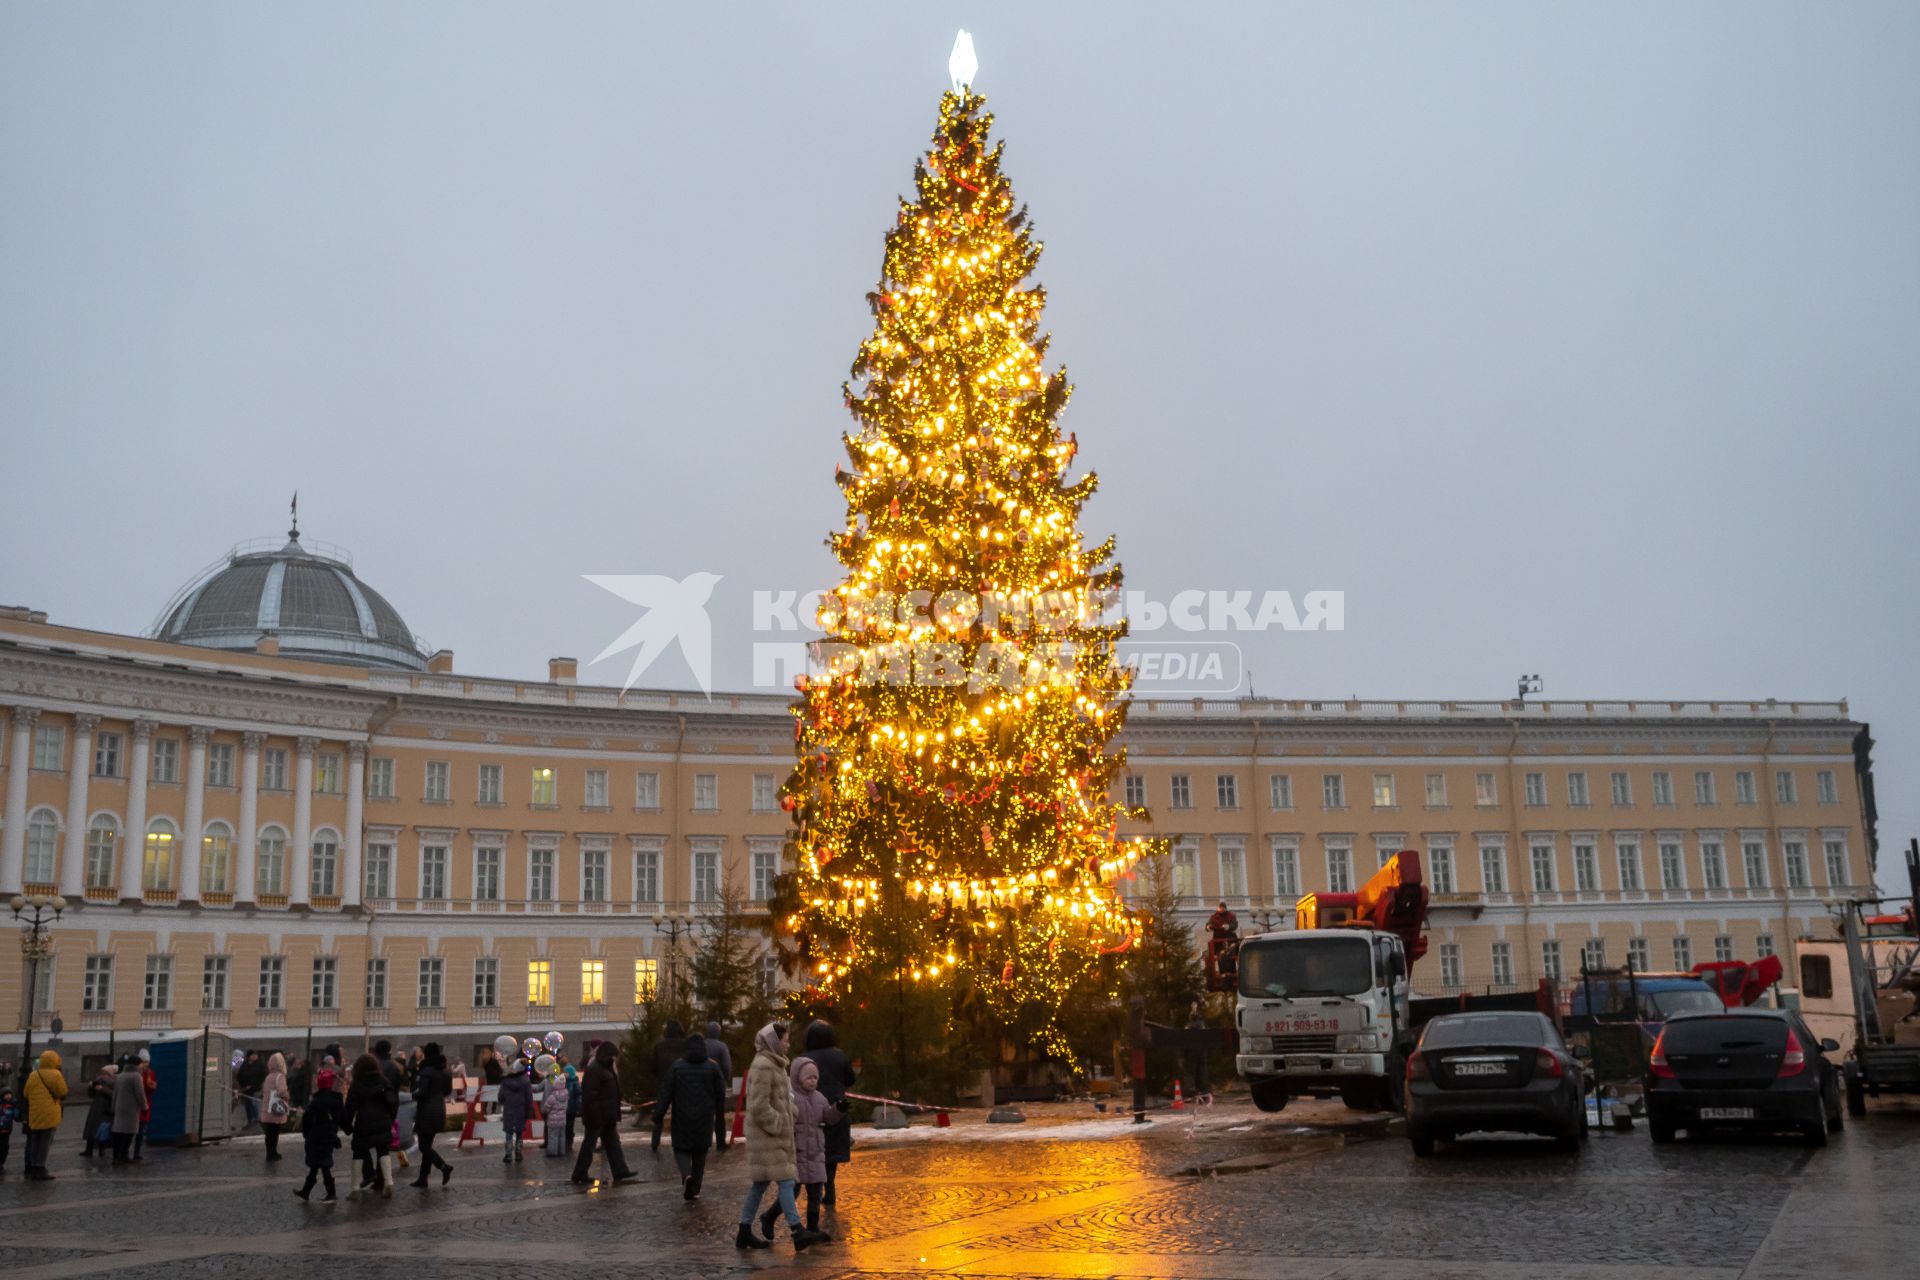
138 1048 150 1063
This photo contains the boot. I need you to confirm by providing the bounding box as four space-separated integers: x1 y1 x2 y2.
411 1171 431 1188
793 1225 831 1252
735 1223 771 1250
759 1206 779 1241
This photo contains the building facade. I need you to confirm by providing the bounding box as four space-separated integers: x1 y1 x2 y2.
0 536 1881 1072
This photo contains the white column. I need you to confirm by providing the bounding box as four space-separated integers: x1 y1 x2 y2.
1 707 39 895
291 736 316 907
122 719 153 900
179 726 209 902
343 742 365 909
58 713 99 897
235 732 263 906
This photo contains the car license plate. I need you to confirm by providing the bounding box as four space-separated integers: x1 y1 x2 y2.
1698 1107 1754 1120
1454 1062 1503 1076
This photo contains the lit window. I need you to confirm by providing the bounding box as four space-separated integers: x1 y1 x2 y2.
1371 774 1395 808
531 767 557 807
527 959 552 1007
142 819 176 891
634 958 658 1003
581 960 606 1005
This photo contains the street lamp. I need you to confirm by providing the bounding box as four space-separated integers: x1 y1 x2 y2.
649 911 697 1005
1247 906 1290 934
11 892 66 1085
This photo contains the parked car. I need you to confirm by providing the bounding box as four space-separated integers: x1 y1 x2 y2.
1405 1011 1589 1156
1644 1008 1844 1146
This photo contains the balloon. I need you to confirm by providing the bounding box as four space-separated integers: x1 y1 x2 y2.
543 1031 565 1053
493 1034 518 1059
534 1053 556 1076
230 1050 245 1071
522 1038 542 1061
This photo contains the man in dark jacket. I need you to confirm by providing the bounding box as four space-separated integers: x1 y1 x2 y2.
647 1020 684 1151
235 1051 266 1129
800 1021 856 1204
661 1034 726 1199
287 1056 312 1109
409 1043 454 1187
704 1021 734 1148
573 1042 637 1185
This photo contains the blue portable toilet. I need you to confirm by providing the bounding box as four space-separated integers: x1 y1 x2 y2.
146 1029 238 1144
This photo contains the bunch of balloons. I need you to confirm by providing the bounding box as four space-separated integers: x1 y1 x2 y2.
492 1030 566 1080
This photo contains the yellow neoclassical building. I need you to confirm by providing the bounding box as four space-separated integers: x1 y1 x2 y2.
0 530 1881 1073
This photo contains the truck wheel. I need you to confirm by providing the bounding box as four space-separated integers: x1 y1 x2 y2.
1846 1074 1866 1118
1251 1080 1289 1114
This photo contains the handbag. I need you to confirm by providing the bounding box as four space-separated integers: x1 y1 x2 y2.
95 1119 112 1146
266 1091 290 1121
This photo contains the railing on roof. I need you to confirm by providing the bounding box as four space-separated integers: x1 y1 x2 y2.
1127 697 1850 721
144 536 357 640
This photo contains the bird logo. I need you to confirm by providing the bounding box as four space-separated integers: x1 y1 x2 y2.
584 572 723 696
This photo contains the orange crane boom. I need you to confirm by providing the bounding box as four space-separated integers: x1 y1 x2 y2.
1296 849 1430 965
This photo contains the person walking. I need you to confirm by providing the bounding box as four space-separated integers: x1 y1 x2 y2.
497 1059 532 1165
288 1055 312 1109
372 1040 411 1173
737 1022 825 1252
480 1047 504 1087
571 1042 636 1185
800 1020 857 1204
342 1053 397 1200
1184 1007 1213 1102
409 1043 454 1187
648 1019 684 1151
789 1056 836 1236
22 1049 67 1181
134 1049 157 1160
235 1050 265 1130
704 1021 734 1149
82 1063 116 1158
660 1033 725 1200
541 1067 569 1158
110 1056 147 1165
261 1052 291 1162
0 1081 19 1175
293 1067 345 1201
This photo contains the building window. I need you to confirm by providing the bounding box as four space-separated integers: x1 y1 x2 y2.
692 773 718 812
1610 771 1632 806
477 764 502 805
581 960 606 1005
1523 772 1546 807
636 771 661 810
1714 935 1734 963
201 955 229 1011
634 849 660 903
1617 842 1642 892
1694 771 1716 805
418 958 444 1009
1375 839 1398 870
1824 839 1849 887
1217 774 1239 810
1756 934 1775 960
256 826 286 896
207 743 234 788
1582 938 1605 971
421 844 449 900
1172 842 1199 898
1567 772 1590 806
94 731 122 777
1438 944 1462 988
527 960 552 1007
1124 774 1146 808
1326 842 1353 894
531 767 558 807
366 756 393 798
1271 840 1299 897
1530 843 1555 893
1627 938 1650 972
752 846 777 901
262 748 289 791
1428 843 1455 894
529 847 555 901
143 955 173 1012
1573 841 1598 893
315 752 342 794
473 958 499 1008
424 761 450 802
1474 772 1497 806
759 954 781 998
1541 940 1563 980
310 834 338 898
1774 771 1797 805
363 843 392 899
1659 841 1685 891
142 819 176 891
1371 773 1395 808
1491 942 1514 988
85 815 119 890
474 846 501 901
83 954 114 1011
1816 770 1837 805
634 958 658 1003
585 769 609 809
31 724 65 770
1701 840 1726 890
1269 774 1292 810
24 811 57 885
1424 773 1447 807
1672 936 1694 971
1652 771 1674 806
1742 839 1768 889
1322 774 1345 809
1784 840 1809 889
693 848 720 903
751 774 777 813
583 848 609 902
1479 843 1507 894
1219 844 1247 897
258 956 285 1011
311 957 338 1010
1169 774 1192 809
1801 954 1833 999
151 738 179 783
366 958 388 1010
1734 771 1756 805
201 822 232 894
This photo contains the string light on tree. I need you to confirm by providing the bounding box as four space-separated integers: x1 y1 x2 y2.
778 34 1166 1060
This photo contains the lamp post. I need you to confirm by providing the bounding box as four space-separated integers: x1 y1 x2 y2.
11 892 66 1086
1248 906 1290 935
649 911 697 1007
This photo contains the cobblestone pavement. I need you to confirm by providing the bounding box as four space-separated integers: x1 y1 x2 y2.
1 1097 1912 1278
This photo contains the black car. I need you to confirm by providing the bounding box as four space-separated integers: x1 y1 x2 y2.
1405 1011 1588 1156
1645 1007 1844 1146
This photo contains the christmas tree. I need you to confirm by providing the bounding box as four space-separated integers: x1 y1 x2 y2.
779 68 1164 1061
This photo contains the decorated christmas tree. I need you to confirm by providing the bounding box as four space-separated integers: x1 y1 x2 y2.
779 51 1165 1061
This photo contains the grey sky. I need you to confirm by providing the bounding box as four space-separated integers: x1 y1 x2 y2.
3 4 1916 889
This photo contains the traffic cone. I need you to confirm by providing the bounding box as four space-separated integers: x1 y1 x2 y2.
729 1076 748 1141
1172 1079 1185 1110
935 1109 950 1128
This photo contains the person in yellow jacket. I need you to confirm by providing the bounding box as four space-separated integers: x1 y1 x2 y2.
23 1049 68 1181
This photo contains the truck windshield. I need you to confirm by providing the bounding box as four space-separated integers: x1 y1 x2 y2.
1238 938 1374 999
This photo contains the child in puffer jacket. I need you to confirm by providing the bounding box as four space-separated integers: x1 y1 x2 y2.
789 1057 836 1236
541 1072 569 1156
497 1061 532 1164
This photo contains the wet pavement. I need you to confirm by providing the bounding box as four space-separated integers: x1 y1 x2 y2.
0 1095 1912 1278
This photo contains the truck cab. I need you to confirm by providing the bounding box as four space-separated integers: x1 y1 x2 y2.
1235 926 1413 1113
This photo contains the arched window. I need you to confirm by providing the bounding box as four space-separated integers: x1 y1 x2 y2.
24 809 59 885
310 829 340 898
143 818 176 891
201 821 233 895
257 825 288 897
85 815 119 891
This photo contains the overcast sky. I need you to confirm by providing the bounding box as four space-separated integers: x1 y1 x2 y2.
3 4 1916 890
